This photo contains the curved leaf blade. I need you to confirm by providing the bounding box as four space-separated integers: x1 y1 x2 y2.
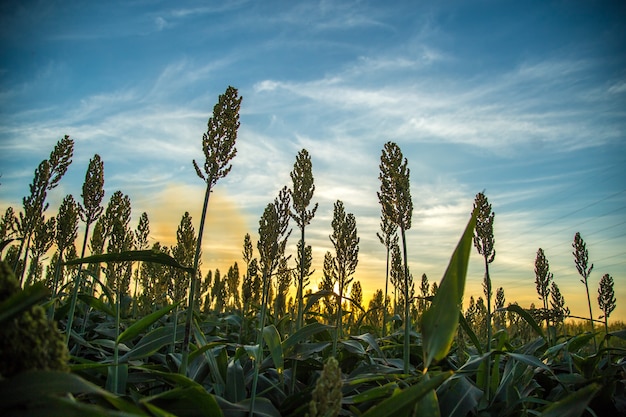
421 210 476 371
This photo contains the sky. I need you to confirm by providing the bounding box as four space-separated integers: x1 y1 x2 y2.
1 0 625 323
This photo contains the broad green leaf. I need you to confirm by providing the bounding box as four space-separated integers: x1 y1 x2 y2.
505 304 546 341
505 351 551 372
303 289 335 314
193 320 226 392
0 281 48 324
341 339 366 355
351 332 386 359
413 384 440 417
0 370 143 415
567 332 596 352
141 386 223 417
540 383 600 417
362 371 453 417
188 339 228 363
120 325 185 362
438 376 482 417
282 321 333 352
343 382 399 404
77 294 115 317
226 359 246 403
216 396 281 417
458 313 483 355
263 324 284 375
421 210 476 371
106 363 128 395
117 302 179 344
63 250 194 272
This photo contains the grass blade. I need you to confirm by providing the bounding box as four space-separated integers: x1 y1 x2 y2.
117 302 179 344
63 250 193 272
421 209 477 371
263 324 284 375
540 383 600 417
361 371 453 417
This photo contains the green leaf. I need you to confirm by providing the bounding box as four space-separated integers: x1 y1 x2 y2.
63 250 194 272
0 370 143 415
282 321 333 352
343 382 399 404
77 294 115 317
117 302 179 344
141 386 223 417
303 290 335 314
421 210 476 371
505 304 546 341
216 396 281 417
263 324 284 374
413 383 441 417
362 371 453 417
458 313 483 355
351 332 386 359
120 325 185 362
0 281 48 324
540 383 600 417
226 358 246 403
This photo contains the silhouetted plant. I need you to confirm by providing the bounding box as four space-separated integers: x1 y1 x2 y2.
378 141 413 373
132 212 149 316
550 281 569 333
66 154 105 342
377 204 398 337
250 186 291 415
289 149 318 332
26 214 55 285
184 85 241 375
328 200 359 355
473 192 495 350
0 207 17 257
494 286 506 329
102 191 133 300
534 248 553 340
598 273 616 343
15 136 74 282
51 195 79 306
573 232 596 350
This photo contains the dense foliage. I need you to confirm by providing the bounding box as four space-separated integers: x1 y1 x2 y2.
0 86 624 417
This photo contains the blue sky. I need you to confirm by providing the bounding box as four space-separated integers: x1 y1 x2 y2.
1 0 625 321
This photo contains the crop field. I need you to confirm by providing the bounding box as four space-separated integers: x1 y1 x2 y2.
1 87 624 417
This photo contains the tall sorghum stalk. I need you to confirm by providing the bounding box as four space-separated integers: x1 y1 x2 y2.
597 273 616 355
132 212 150 318
66 154 104 345
573 232 596 351
250 187 291 417
378 141 413 374
49 195 79 320
329 200 359 357
15 136 73 282
377 210 398 337
182 86 241 375
534 248 553 342
289 148 318 332
473 192 495 400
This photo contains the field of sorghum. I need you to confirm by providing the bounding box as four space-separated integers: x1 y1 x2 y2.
1 86 624 417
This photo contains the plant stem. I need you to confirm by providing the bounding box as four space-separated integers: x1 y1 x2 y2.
583 278 597 352
401 226 410 374
383 245 390 338
250 269 270 417
65 222 91 345
181 184 211 375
